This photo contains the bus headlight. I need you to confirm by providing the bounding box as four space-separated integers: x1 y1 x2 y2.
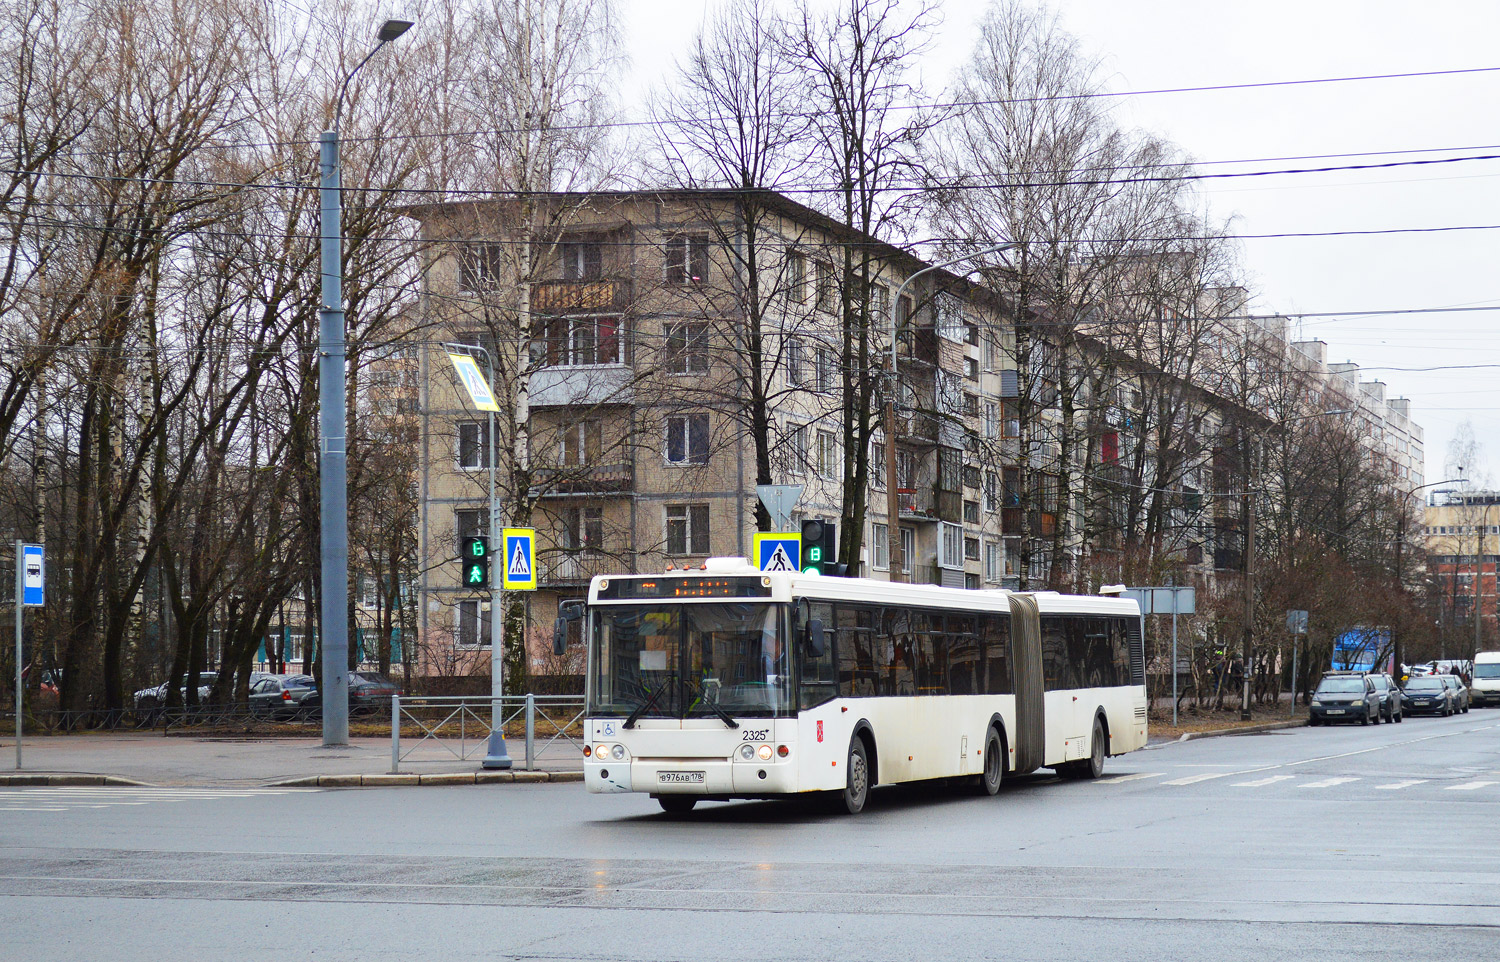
738 744 756 761
595 743 609 759
611 744 627 761
757 744 773 761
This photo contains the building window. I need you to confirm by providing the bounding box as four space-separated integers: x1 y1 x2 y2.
562 505 604 551
457 421 491 469
963 499 980 524
456 599 491 648
1003 537 1021 577
1003 401 1020 438
787 337 805 386
559 240 602 280
962 464 981 490
983 471 999 513
665 234 710 284
789 253 808 302
871 283 889 320
459 243 502 291
872 522 889 570
984 540 1002 583
965 357 979 381
939 523 963 569
815 260 835 311
936 293 967 342
666 503 710 555
454 508 487 552
963 392 979 417
787 423 807 478
937 447 963 493
666 414 710 465
964 536 980 561
983 402 998 439
870 433 885 489
541 315 622 366
896 449 917 491
964 322 979 346
665 322 710 374
815 347 836 393
901 526 915 572
816 430 839 478
559 420 600 466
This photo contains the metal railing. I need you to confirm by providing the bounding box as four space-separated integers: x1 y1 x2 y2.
388 693 585 774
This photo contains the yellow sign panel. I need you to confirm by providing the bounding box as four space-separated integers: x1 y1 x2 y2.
502 528 537 590
448 352 501 413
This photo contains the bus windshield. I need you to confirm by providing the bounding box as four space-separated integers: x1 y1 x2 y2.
588 603 793 719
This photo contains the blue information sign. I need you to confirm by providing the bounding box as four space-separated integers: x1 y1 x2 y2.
21 544 43 607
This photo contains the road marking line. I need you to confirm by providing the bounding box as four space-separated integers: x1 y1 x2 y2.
1162 772 1232 785
1444 780 1496 791
1374 780 1428 790
1102 772 1162 783
1231 775 1294 787
1298 777 1360 789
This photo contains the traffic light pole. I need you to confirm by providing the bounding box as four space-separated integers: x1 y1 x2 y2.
481 356 510 769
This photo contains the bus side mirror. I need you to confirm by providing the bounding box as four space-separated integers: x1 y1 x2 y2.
805 619 825 657
554 601 584 655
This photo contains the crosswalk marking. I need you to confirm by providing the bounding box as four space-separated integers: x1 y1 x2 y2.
1231 775 1294 787
1375 780 1428 790
1444 780 1496 791
0 787 317 812
1102 772 1162 783
1298 777 1360 789
1161 772 1232 785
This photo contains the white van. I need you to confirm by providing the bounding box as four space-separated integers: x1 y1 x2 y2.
1473 652 1500 708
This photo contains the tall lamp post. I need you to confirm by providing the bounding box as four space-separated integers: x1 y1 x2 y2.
1392 478 1463 683
1239 408 1348 721
319 18 413 746
885 243 1015 584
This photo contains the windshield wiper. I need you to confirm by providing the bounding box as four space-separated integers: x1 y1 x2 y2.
687 680 739 729
623 682 667 729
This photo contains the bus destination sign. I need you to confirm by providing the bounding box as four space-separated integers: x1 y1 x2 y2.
596 576 772 600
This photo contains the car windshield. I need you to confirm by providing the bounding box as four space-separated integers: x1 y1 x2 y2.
1316 678 1365 694
588 603 792 719
1406 678 1443 691
1475 663 1500 679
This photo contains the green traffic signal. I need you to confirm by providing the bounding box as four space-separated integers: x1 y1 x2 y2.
462 536 489 587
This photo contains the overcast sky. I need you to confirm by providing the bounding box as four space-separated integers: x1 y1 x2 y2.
621 0 1500 484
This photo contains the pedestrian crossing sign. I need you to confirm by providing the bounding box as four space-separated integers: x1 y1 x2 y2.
502 528 537 590
753 533 801 573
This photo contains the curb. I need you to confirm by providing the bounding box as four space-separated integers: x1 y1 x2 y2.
268 770 584 788
1175 719 1307 742
0 774 154 787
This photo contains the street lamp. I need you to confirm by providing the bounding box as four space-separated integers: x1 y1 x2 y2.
884 243 1016 583
1239 408 1349 720
319 18 414 747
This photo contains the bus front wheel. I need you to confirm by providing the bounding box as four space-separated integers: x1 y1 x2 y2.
657 795 697 815
975 728 1004 796
841 738 870 814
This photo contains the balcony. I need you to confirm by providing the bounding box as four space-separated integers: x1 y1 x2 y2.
539 551 631 587
530 365 633 407
531 279 632 314
531 462 634 497
896 488 939 522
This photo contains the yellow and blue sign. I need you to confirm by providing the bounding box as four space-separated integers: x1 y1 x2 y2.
448 352 501 413
753 533 801 573
502 528 537 590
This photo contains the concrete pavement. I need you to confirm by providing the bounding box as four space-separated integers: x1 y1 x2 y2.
0 732 583 787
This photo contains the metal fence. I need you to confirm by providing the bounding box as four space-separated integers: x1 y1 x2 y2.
388 694 585 774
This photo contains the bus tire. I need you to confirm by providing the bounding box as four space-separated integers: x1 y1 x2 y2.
1079 716 1106 779
657 796 697 815
841 737 870 814
975 728 1004 796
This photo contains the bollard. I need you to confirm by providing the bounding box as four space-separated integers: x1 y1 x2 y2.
525 693 535 770
390 694 400 774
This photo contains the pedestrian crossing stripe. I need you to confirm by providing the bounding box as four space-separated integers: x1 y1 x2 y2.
502 527 536 590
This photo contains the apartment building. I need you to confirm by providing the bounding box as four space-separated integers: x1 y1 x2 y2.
1423 490 1500 651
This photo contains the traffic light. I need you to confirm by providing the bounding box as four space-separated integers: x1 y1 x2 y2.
800 519 848 576
462 536 490 588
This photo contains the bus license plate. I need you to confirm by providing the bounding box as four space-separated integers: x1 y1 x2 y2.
658 771 704 784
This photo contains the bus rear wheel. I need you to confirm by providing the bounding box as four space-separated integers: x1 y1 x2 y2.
657 796 697 815
1061 717 1106 780
975 729 1003 796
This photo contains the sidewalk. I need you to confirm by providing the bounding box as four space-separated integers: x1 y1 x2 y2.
0 732 583 788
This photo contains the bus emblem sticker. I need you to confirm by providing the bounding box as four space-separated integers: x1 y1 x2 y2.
817 720 823 743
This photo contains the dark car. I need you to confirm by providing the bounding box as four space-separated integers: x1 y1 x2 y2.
301 673 400 716
1308 674 1379 726
1366 673 1403 723
248 674 317 718
1401 675 1456 716
1441 674 1470 713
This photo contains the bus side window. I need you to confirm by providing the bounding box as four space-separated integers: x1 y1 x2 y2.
981 612 1011 694
882 606 914 696
1041 615 1068 690
800 602 837 708
947 613 978 695
835 603 878 697
914 610 947 695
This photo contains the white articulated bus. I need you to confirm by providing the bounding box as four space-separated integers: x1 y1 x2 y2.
569 558 1147 814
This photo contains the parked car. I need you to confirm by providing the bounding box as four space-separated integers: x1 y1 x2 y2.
248 675 317 718
1441 674 1470 713
301 673 401 716
133 671 219 710
1401 675 1456 716
1472 651 1500 707
1366 673 1403 723
1308 673 1379 726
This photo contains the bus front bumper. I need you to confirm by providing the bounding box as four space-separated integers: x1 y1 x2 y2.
584 758 798 796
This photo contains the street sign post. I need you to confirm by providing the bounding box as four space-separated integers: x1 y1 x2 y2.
754 533 801 572
756 484 803 533
15 542 42 769
1287 609 1309 716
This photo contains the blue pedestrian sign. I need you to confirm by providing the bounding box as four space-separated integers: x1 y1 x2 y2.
21 544 43 607
753 533 801 573
502 528 537 590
